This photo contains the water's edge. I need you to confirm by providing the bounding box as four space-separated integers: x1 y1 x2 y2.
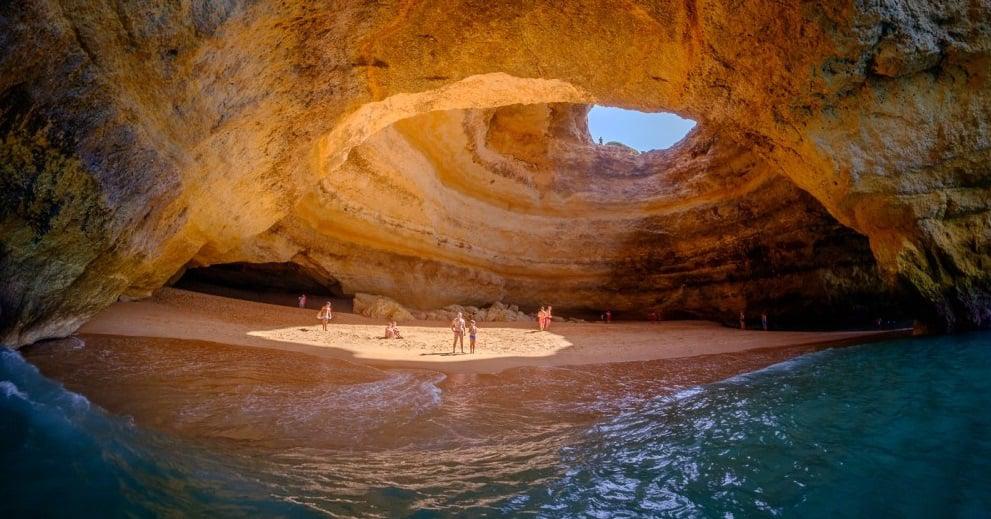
3 333 990 517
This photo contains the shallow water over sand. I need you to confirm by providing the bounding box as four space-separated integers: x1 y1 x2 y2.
6 333 991 516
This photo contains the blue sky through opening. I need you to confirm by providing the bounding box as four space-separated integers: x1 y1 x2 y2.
587 106 696 151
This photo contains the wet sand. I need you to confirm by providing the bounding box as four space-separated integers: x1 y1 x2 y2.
78 288 907 374
22 334 846 447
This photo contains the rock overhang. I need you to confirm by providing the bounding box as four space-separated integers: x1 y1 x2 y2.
0 0 988 344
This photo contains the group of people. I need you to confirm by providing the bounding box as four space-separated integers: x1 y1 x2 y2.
384 320 403 339
739 311 769 331
299 294 336 331
303 293 480 352
450 312 478 354
301 291 781 360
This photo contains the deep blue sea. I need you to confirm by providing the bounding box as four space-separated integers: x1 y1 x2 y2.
2 333 990 517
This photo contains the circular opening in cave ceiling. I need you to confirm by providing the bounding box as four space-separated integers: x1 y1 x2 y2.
587 105 696 152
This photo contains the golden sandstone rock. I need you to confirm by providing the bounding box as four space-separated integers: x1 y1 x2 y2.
0 1 988 345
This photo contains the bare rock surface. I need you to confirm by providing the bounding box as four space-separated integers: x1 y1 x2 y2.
352 293 415 322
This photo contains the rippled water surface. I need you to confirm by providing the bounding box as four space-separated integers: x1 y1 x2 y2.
4 333 990 517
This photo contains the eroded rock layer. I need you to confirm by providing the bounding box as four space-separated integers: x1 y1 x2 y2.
197 104 905 326
1 0 989 344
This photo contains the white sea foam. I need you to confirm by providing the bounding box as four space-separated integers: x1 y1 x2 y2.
0 380 28 400
669 386 703 401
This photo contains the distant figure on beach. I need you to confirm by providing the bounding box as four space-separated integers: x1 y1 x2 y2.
317 302 333 330
298 294 307 308
385 320 402 339
537 306 547 331
761 312 768 331
545 305 553 330
468 317 477 354
739 311 746 330
451 312 466 353
606 309 612 323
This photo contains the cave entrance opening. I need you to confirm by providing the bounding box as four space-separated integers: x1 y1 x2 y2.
586 105 696 152
172 262 353 312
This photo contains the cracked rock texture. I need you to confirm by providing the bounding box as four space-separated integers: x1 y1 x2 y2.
1 0 989 345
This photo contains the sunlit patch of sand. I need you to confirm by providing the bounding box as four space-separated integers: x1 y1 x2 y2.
247 323 574 362
79 288 908 374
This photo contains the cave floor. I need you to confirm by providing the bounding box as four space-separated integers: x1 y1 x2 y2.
78 288 908 374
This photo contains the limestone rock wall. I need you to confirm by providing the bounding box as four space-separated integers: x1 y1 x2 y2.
197 104 905 326
1 0 989 345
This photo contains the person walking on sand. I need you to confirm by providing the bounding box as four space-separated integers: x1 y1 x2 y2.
317 301 333 331
468 317 478 354
298 294 307 309
739 311 746 330
451 312 466 354
537 306 547 331
545 305 553 331
761 312 768 331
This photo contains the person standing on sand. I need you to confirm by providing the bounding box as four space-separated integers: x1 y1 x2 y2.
451 312 466 354
545 306 553 331
739 311 746 330
761 312 768 331
537 306 547 331
605 309 612 323
468 317 478 354
317 302 333 331
298 294 307 309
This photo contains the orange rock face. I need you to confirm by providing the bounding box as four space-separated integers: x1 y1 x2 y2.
0 1 988 344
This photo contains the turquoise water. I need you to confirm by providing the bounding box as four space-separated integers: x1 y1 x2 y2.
3 333 990 517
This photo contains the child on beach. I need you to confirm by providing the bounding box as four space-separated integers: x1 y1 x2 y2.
317 302 333 331
451 312 466 354
467 317 477 354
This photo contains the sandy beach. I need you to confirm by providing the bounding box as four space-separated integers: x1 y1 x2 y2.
76 288 908 374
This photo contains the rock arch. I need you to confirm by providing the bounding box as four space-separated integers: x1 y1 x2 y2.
1 0 988 344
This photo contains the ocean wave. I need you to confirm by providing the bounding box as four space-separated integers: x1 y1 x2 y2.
0 380 27 400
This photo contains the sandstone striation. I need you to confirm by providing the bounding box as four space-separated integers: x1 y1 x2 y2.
353 292 530 323
352 293 416 322
1 0 989 345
